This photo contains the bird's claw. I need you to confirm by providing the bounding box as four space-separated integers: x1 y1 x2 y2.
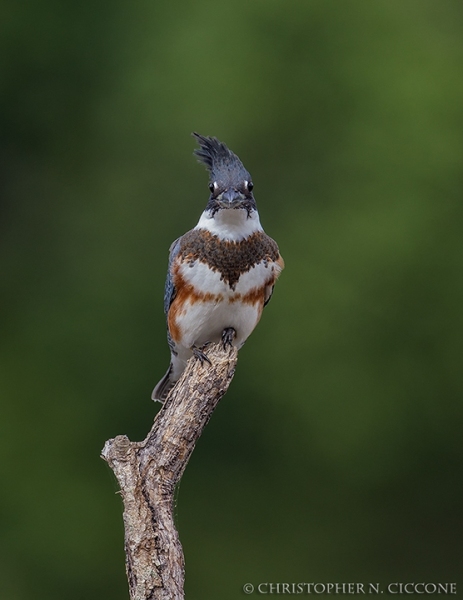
192 344 212 366
222 327 236 349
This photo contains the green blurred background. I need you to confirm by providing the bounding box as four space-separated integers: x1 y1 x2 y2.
1 0 463 598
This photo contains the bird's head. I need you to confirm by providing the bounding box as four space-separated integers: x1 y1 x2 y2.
193 133 257 217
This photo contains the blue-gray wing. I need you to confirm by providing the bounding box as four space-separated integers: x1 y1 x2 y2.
163 236 182 316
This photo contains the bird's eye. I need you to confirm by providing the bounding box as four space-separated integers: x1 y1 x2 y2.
247 181 254 192
209 183 214 192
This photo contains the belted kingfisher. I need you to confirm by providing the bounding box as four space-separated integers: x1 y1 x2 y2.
152 133 284 402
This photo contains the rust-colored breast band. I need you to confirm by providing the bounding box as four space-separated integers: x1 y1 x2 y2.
178 229 280 289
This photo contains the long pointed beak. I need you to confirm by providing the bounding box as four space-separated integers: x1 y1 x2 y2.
218 188 243 208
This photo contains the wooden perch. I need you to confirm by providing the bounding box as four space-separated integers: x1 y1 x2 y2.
101 341 239 600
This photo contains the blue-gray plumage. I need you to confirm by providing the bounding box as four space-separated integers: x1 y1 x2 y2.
193 133 252 187
163 238 181 356
152 133 284 402
164 238 181 317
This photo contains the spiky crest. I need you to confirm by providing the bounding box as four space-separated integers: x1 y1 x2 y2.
192 132 251 185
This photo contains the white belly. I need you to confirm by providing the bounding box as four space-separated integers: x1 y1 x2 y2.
174 259 274 352
176 297 261 350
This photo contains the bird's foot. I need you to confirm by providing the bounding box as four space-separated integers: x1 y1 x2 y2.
222 327 236 349
191 343 212 366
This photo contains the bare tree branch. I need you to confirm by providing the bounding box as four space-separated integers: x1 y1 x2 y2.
101 342 239 600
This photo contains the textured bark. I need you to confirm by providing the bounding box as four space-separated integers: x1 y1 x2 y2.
101 341 238 600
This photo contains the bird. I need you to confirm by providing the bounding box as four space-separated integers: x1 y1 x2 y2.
151 133 284 402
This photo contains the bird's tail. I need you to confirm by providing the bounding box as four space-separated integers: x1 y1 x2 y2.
151 364 176 403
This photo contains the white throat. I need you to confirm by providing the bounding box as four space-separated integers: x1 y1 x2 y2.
195 208 263 241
